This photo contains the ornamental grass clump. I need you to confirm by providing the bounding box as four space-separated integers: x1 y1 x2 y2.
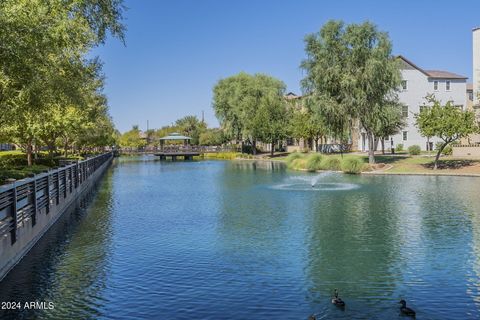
290 158 307 170
341 157 364 174
408 145 421 155
285 152 304 168
321 157 341 171
306 153 323 172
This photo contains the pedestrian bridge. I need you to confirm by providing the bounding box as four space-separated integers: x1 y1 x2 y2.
155 146 236 160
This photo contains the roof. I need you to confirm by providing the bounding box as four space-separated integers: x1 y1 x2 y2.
159 132 191 140
285 92 302 100
424 70 468 80
397 55 468 80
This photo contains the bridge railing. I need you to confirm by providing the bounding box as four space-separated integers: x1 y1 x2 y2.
0 153 113 246
158 146 239 153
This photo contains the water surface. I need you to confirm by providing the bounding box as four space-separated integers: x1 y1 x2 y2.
1 156 480 319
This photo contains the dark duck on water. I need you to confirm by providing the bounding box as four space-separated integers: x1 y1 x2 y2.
331 289 345 307
399 299 416 317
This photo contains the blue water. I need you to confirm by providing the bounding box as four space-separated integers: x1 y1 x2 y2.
1 156 480 319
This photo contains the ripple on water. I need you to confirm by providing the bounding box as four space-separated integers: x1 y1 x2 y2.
270 175 360 191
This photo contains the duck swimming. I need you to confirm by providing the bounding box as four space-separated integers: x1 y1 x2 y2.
399 299 416 317
331 289 345 307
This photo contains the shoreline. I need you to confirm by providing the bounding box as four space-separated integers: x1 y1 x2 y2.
232 155 480 177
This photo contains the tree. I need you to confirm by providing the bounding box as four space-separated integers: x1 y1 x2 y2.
289 100 328 151
199 129 226 146
372 103 406 154
301 20 402 163
175 115 206 145
252 95 289 156
0 0 125 164
212 72 286 154
118 126 147 149
415 96 479 170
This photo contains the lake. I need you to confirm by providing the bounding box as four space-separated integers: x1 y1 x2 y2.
1 156 480 319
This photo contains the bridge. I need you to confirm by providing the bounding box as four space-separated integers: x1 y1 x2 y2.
155 146 237 160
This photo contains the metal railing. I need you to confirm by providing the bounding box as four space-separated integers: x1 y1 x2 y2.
317 144 353 153
158 146 239 153
0 153 113 245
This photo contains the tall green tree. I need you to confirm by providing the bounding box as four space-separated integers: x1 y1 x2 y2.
212 72 286 154
301 20 402 163
0 0 125 164
252 95 289 156
118 125 147 149
415 96 479 170
372 103 406 154
175 115 206 145
288 100 328 151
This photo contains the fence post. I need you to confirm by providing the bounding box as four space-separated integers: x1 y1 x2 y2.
32 179 37 226
46 175 50 214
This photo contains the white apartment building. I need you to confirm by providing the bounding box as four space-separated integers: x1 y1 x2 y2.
359 56 468 152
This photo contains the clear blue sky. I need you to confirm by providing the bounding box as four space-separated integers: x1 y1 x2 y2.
92 0 480 133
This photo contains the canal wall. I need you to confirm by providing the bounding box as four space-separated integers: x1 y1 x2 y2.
0 153 113 281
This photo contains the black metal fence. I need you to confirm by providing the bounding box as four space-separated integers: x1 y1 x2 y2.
317 144 353 154
0 153 112 245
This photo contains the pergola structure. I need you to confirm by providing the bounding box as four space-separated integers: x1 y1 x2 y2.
159 132 191 151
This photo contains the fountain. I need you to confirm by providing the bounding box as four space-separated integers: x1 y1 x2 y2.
271 172 359 192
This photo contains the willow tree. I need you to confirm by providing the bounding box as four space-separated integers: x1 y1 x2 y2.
301 20 402 163
212 72 286 154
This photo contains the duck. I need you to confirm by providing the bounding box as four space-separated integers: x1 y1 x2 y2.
399 299 416 317
307 314 317 320
331 288 345 307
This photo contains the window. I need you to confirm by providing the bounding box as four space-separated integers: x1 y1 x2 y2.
403 131 408 141
419 105 426 113
401 80 408 90
455 105 463 110
469 91 474 101
434 81 438 91
446 80 451 91
402 105 409 118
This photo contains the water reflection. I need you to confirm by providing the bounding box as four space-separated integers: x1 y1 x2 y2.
1 158 480 319
0 170 115 320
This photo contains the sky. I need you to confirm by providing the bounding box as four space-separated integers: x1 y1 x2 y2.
92 0 480 133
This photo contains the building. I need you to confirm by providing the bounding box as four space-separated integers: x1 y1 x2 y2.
359 56 468 152
471 27 480 144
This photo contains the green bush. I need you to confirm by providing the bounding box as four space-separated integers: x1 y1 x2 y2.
341 157 364 174
396 144 404 152
285 152 304 167
305 153 323 172
321 157 341 171
408 145 421 155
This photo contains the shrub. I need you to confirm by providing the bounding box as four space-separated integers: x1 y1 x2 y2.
341 157 364 174
408 145 421 155
396 144 404 152
305 153 323 172
285 152 304 167
321 157 341 171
